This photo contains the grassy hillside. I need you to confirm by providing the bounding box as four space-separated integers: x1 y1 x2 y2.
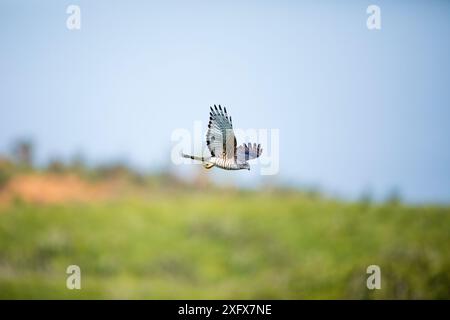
0 190 448 299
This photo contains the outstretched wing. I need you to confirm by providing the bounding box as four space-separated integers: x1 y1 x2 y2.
206 105 236 159
236 143 262 164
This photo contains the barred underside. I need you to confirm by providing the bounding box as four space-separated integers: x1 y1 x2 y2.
211 157 241 170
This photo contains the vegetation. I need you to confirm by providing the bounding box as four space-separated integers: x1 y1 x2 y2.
0 189 448 299
0 141 448 299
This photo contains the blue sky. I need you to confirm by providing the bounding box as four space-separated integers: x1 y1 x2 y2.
1 0 449 203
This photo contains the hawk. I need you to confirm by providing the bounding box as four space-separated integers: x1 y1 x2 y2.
182 105 262 170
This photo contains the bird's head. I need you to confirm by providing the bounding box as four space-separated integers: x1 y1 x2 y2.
240 162 250 171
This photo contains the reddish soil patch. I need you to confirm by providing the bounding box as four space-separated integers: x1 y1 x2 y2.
0 174 112 205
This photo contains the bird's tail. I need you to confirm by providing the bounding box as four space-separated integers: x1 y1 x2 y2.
181 152 214 169
181 153 207 162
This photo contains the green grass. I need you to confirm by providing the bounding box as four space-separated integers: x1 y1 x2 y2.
0 191 449 299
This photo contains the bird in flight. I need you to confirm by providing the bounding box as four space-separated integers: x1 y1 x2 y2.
182 105 262 171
